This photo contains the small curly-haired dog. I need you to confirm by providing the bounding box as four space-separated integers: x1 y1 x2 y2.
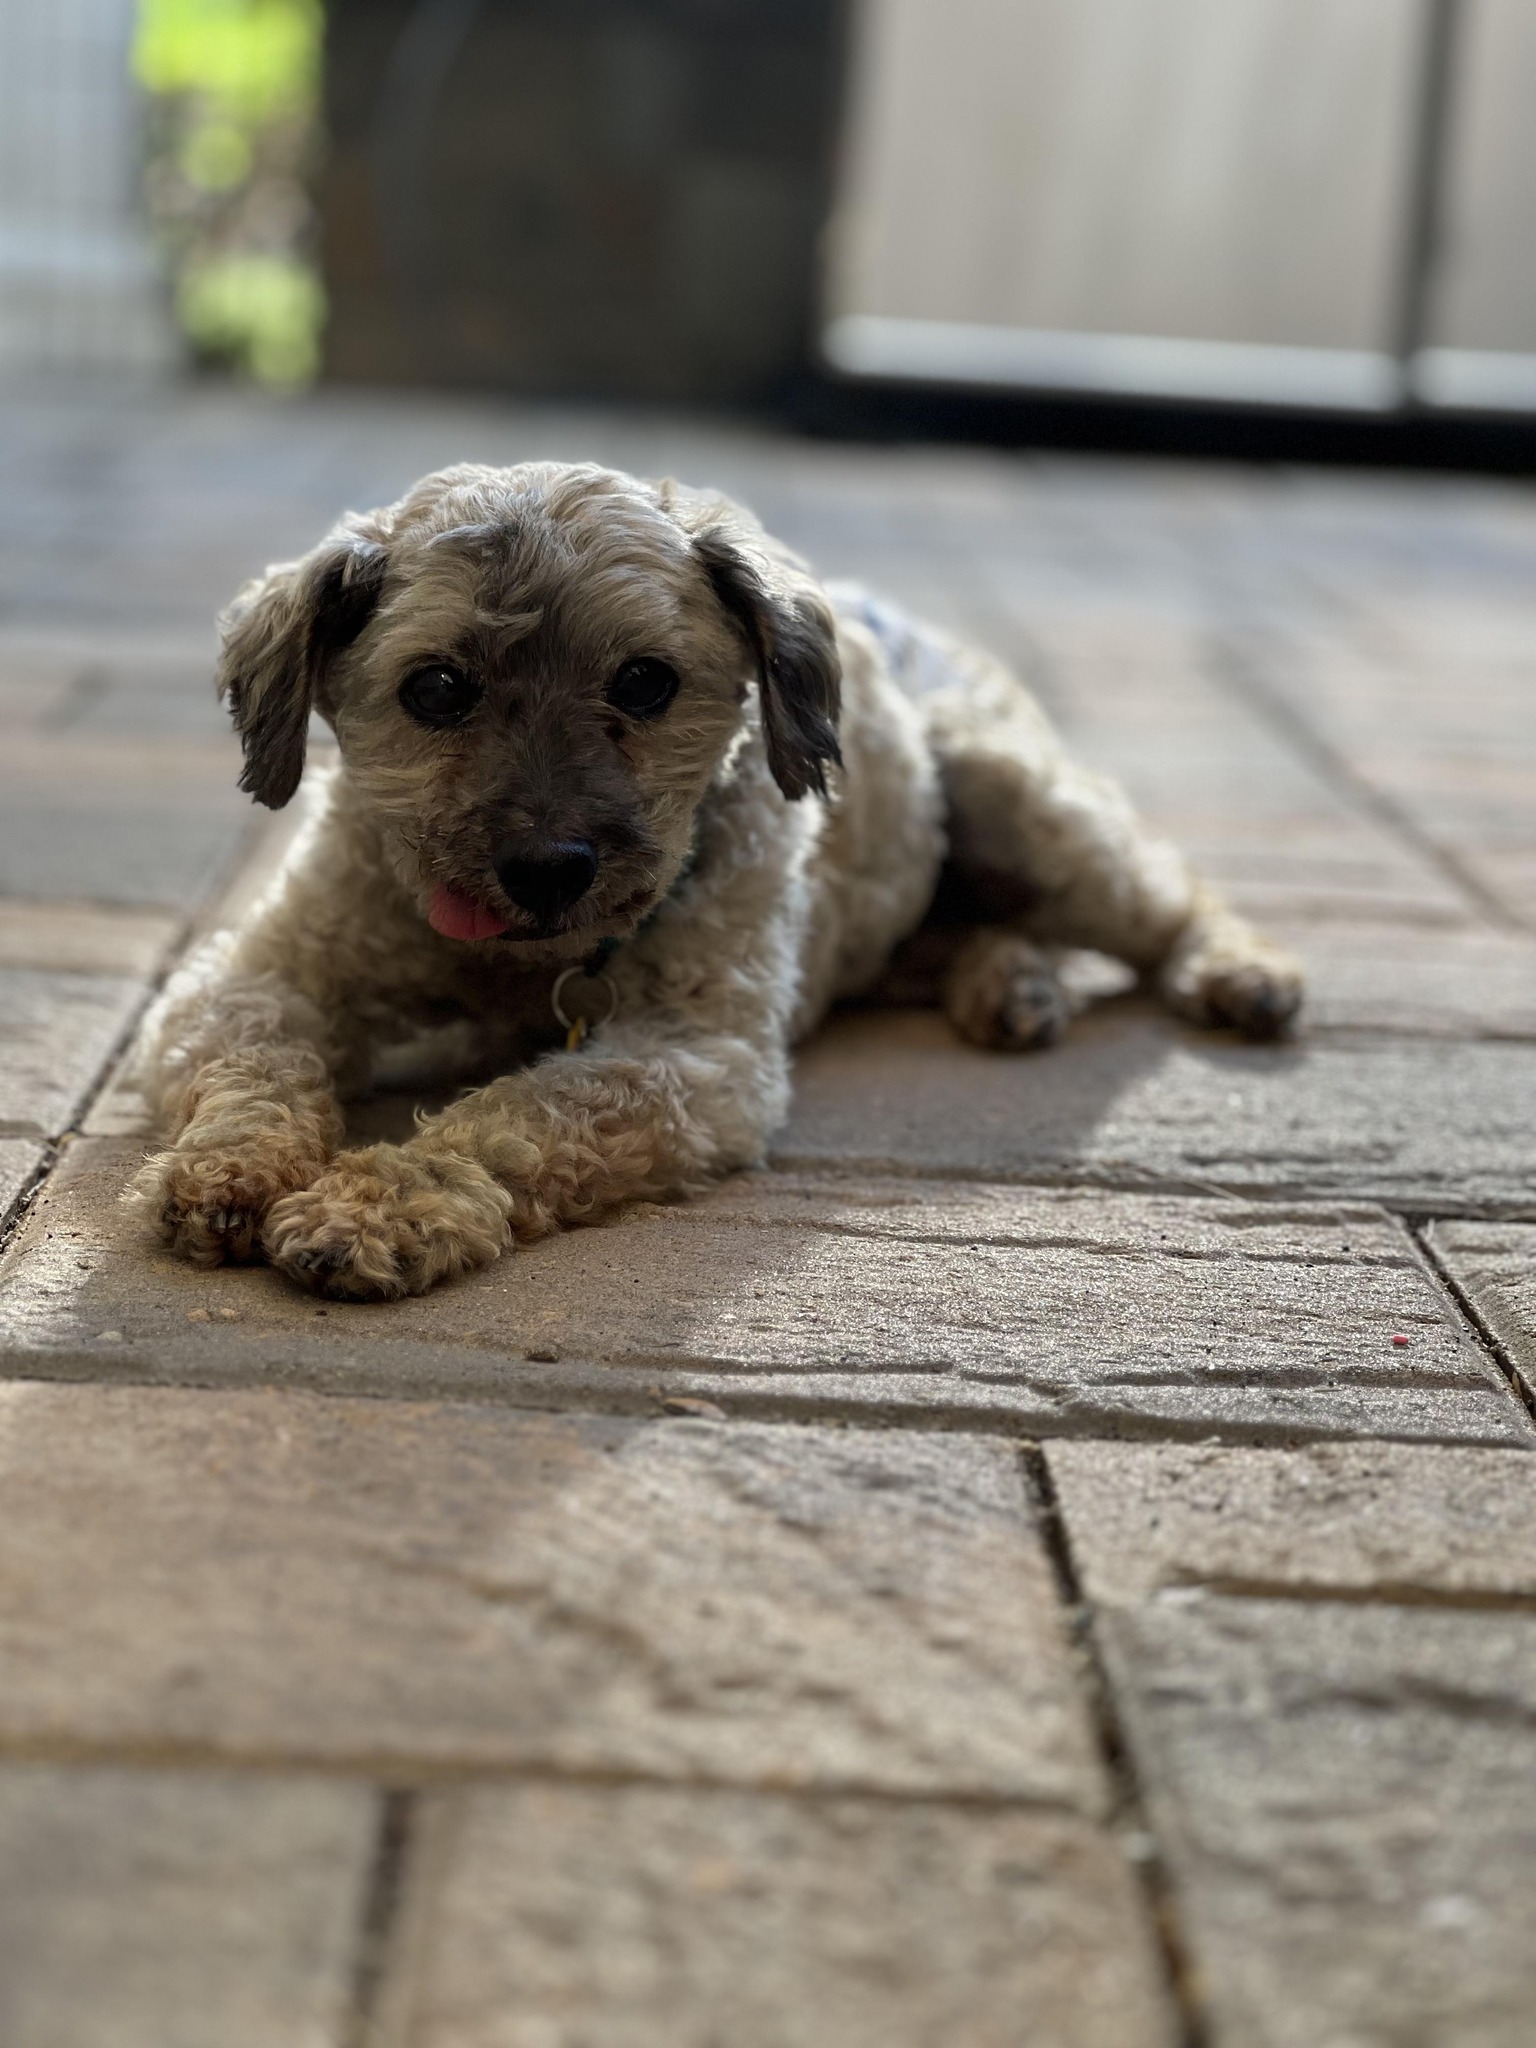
134 462 1302 1300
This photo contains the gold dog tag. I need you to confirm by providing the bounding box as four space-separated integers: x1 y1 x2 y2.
565 1018 588 1052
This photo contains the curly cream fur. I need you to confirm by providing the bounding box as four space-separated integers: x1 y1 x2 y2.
134 462 1302 1300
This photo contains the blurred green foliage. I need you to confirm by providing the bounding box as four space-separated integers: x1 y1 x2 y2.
135 0 320 120
177 253 326 386
133 0 325 386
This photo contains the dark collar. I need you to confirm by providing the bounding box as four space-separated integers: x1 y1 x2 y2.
581 842 699 977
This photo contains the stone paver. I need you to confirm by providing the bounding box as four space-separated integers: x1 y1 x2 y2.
1046 1438 1536 1599
5 1144 1528 1445
1107 1601 1536 2048
0 1762 374 2048
0 623 223 738
0 732 249 910
1247 610 1536 928
1047 1441 1536 2048
777 1007 1536 1211
0 1384 1099 1801
0 968 147 1138
0 1138 43 1233
1266 918 1536 1039
0 787 248 911
0 900 183 978
1027 608 1477 932
1429 1219 1536 1408
0 660 75 726
394 1785 1177 2048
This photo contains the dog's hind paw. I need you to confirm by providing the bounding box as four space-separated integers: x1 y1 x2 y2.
944 930 1074 1052
1160 926 1304 1041
262 1143 513 1300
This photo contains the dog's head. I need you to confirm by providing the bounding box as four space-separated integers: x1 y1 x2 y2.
216 462 841 948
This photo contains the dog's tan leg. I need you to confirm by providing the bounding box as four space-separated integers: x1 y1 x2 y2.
132 960 351 1265
924 664 1302 1040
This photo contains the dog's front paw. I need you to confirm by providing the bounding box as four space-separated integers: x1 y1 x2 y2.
1160 928 1304 1041
262 1144 513 1300
137 1139 328 1265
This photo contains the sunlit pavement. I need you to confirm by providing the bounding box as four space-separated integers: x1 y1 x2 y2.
2 377 1535 2046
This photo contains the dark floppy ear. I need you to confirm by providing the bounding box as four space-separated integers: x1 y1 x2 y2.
216 527 388 808
692 523 842 801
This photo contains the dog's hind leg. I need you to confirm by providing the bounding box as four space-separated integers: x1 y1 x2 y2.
921 653 1302 1041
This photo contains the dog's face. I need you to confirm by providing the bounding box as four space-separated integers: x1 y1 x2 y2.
216 463 840 950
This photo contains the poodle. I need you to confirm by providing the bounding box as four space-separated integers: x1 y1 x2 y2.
134 462 1301 1299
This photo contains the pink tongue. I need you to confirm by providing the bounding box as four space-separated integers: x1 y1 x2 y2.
428 885 510 942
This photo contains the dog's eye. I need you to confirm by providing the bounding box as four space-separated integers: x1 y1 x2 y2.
399 664 481 727
607 657 679 721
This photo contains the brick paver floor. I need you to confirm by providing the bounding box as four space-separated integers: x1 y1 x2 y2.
1 377 1534 2047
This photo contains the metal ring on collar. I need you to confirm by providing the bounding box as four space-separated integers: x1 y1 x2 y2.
551 965 618 1033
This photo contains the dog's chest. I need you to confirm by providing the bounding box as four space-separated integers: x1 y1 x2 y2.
372 934 561 1047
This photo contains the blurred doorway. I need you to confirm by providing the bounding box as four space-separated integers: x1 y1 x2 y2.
322 0 845 403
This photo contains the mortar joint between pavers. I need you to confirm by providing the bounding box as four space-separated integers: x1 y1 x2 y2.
3 879 204 1241
1208 626 1529 937
0 1731 1109 1818
1388 1198 1536 1226
6 1340 1536 1454
17 799 273 1201
342 1787 419 2048
0 1136 60 1264
1021 1442 1212 2048
1411 1219 1536 1431
768 1153 1536 1221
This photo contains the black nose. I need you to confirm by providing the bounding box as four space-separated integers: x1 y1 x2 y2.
493 838 598 922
